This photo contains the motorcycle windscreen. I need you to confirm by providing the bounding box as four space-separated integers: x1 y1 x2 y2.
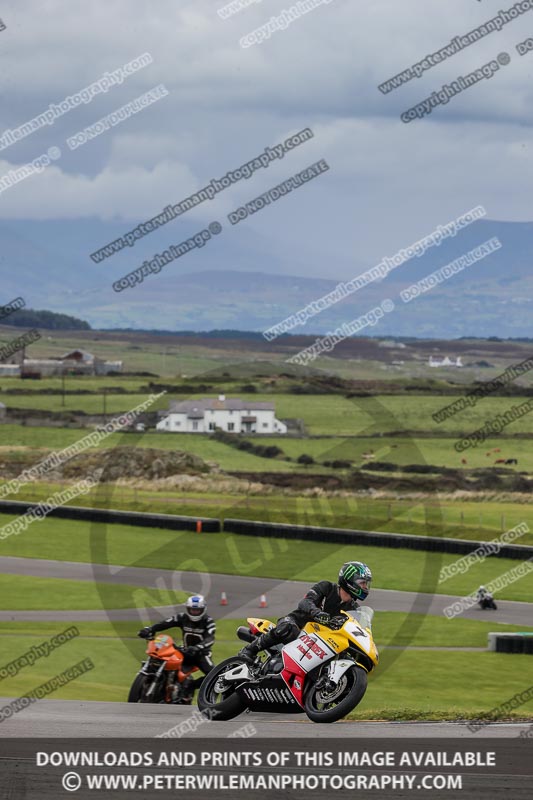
351 606 374 630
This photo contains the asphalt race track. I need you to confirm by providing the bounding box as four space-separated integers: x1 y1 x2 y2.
0 711 530 800
1 556 531 625
1 558 531 796
0 699 528 738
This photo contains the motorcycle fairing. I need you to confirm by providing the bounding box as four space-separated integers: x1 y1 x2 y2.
304 617 379 665
283 630 337 674
280 631 336 707
145 634 198 678
339 620 379 663
219 659 304 713
280 651 307 707
247 617 275 635
235 675 303 714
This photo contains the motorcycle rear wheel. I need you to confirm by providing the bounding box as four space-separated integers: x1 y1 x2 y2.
197 657 247 721
304 665 367 723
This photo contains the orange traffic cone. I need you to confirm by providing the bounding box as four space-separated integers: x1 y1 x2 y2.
259 594 267 608
220 591 228 606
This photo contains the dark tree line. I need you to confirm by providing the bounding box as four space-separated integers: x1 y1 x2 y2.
1 309 91 330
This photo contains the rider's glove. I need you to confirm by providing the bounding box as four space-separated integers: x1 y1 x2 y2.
314 612 330 626
138 627 152 639
327 616 345 630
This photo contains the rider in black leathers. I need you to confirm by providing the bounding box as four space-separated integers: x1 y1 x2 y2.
138 594 215 695
476 585 497 610
238 561 372 663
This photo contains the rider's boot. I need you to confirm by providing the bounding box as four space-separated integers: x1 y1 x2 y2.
177 676 194 704
238 630 277 664
238 637 262 664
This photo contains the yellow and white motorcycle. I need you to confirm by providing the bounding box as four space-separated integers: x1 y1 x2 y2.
199 607 378 723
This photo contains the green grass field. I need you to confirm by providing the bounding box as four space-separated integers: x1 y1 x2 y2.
2 386 531 479
1 375 532 719
1 519 531 601
0 377 151 393
259 435 532 471
1 424 531 474
3 614 532 648
3 327 531 381
0 574 184 610
0 334 227 377
0 427 326 474
2 483 532 544
359 650 533 720
2 391 532 438
0 618 531 719
0 393 158 414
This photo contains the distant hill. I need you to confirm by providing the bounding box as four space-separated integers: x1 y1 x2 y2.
0 308 91 330
101 328 272 340
0 216 532 337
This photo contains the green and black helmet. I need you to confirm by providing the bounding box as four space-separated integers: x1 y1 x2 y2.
338 561 372 601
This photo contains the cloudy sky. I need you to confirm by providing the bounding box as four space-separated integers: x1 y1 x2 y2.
0 0 531 328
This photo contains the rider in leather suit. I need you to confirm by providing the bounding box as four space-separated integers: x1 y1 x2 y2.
238 561 372 663
138 594 215 694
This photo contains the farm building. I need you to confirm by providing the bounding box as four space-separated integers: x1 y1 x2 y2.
16 350 123 377
157 395 288 434
58 350 123 375
0 364 21 376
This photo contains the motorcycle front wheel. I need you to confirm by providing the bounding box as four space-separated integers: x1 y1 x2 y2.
304 665 367 723
197 657 247 721
127 674 164 703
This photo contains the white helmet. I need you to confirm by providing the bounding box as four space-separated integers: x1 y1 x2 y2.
185 594 206 620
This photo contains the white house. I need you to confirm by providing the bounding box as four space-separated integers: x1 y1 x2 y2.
428 356 463 368
156 395 288 434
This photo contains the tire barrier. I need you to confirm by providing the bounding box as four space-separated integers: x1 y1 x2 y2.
488 632 533 654
223 518 533 560
0 500 220 533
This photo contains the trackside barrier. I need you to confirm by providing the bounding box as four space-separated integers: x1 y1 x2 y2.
488 632 533 654
1 501 531 558
222 519 533 560
0 500 220 533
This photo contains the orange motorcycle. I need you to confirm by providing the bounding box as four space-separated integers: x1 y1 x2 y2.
128 633 199 705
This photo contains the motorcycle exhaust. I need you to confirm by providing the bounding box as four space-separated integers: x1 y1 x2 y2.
236 626 255 643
